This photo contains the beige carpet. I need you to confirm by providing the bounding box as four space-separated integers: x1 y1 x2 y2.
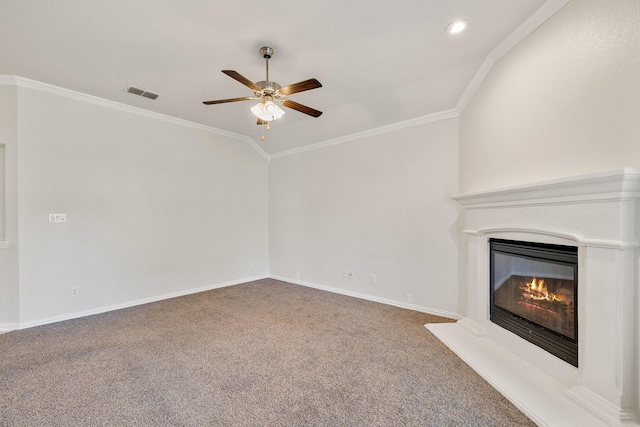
0 279 535 426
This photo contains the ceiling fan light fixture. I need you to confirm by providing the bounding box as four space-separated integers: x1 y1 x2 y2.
446 19 469 34
251 99 285 122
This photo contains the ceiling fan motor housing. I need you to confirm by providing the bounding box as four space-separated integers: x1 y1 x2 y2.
255 80 281 97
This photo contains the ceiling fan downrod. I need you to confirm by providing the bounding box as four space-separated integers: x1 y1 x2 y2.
261 46 273 82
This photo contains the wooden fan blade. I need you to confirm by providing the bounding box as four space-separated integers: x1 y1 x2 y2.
257 118 268 125
278 78 322 96
222 70 261 91
203 97 254 105
281 99 323 117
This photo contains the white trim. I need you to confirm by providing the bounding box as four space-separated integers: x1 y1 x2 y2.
456 0 572 113
0 241 8 249
270 274 462 320
4 273 462 332
0 323 20 333
0 75 270 161
455 57 495 114
245 139 270 161
490 0 572 61
15 274 269 331
269 109 459 160
463 227 639 250
453 168 640 208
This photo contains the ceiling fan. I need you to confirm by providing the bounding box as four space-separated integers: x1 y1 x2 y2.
203 46 322 125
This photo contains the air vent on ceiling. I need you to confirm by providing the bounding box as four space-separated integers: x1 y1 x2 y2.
125 86 159 100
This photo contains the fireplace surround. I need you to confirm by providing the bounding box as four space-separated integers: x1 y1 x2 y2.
427 168 640 426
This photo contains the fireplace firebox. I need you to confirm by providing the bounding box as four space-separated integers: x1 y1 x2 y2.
489 239 578 366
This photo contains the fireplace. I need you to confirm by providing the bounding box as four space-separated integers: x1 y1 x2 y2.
426 169 640 426
489 238 578 366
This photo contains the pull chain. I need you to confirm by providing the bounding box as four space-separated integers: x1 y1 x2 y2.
262 122 271 141
261 121 271 141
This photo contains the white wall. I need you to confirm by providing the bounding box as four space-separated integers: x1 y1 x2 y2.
459 0 640 193
269 119 460 315
0 84 19 327
12 85 269 325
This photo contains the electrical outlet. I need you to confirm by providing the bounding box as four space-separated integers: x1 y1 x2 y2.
295 272 300 280
407 293 414 303
250 261 254 269
370 274 376 284
71 287 79 297
49 213 67 223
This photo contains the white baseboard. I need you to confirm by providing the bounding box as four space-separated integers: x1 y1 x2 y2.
270 274 462 320
5 273 461 332
10 274 270 332
0 323 20 334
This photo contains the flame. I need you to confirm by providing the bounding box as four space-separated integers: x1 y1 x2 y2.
523 277 559 302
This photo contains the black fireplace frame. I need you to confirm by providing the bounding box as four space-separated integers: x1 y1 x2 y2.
489 238 578 367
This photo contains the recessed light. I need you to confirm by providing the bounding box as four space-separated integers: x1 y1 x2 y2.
446 19 469 35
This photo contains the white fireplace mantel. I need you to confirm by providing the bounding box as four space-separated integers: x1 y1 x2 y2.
428 168 640 427
452 167 640 208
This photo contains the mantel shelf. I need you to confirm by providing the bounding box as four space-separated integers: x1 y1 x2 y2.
453 167 640 208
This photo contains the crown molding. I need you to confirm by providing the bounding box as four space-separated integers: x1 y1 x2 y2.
269 109 459 160
0 75 270 161
455 0 571 113
454 56 495 115
491 0 571 61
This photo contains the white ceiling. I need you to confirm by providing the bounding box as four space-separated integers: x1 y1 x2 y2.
0 0 547 155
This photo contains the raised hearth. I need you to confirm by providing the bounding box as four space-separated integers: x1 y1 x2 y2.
428 168 640 427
